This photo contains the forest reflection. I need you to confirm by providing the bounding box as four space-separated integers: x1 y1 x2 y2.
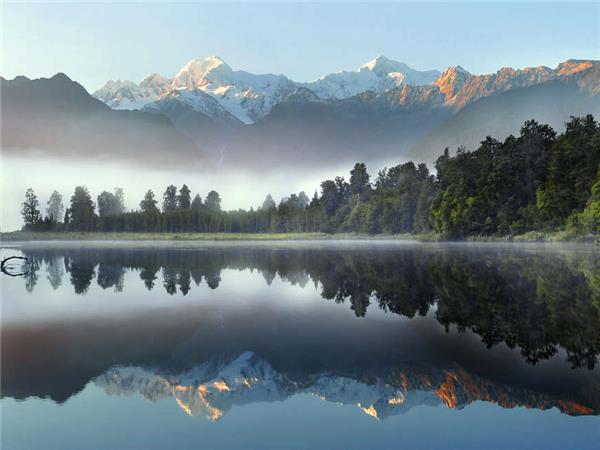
17 245 600 369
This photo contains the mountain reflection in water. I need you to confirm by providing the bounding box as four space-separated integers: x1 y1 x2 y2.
2 242 599 422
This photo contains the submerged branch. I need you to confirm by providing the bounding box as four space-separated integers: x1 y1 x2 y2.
1 256 30 277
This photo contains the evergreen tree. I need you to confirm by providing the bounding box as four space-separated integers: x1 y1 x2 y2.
205 190 221 212
140 190 158 212
97 191 116 217
162 185 178 212
298 191 310 208
21 188 42 230
177 184 191 209
70 186 96 231
349 162 370 196
191 194 203 210
16 115 599 238
97 188 125 217
261 194 276 210
64 209 71 228
320 180 341 217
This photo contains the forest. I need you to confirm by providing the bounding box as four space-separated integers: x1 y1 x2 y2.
20 115 600 238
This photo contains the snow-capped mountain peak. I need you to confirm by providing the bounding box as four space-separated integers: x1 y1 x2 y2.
139 73 171 98
93 79 159 110
94 351 593 422
304 56 441 100
94 352 439 421
360 55 409 76
172 56 233 90
92 57 599 125
361 56 441 84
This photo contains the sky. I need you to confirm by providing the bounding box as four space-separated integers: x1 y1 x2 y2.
2 2 600 92
2 1 600 231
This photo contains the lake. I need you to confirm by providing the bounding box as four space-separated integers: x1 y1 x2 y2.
1 241 599 450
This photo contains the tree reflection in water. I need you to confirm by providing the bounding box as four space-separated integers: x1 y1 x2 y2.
16 244 600 369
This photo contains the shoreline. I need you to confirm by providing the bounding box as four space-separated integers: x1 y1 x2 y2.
1 231 597 244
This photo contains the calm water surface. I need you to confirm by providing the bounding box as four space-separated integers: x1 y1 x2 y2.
1 241 599 450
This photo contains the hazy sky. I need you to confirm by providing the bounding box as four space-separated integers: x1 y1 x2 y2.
2 2 600 231
3 2 600 91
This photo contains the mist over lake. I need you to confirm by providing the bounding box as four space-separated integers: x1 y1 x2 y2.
1 153 361 232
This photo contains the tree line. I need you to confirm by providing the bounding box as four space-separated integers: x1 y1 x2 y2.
20 115 600 237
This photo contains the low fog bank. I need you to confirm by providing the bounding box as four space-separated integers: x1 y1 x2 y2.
1 154 408 232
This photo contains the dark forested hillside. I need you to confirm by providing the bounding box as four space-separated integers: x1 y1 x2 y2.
19 116 600 238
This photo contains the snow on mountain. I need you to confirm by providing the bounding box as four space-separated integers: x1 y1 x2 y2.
139 73 171 97
94 56 296 124
93 55 440 123
94 352 440 421
170 56 298 123
93 76 171 110
142 88 241 124
360 56 442 86
304 56 441 100
94 350 597 421
93 57 600 124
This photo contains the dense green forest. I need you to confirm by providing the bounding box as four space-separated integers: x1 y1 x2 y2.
20 115 600 237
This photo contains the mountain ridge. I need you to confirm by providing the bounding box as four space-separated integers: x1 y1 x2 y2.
94 351 597 421
3 57 599 169
91 56 600 126
0 73 201 167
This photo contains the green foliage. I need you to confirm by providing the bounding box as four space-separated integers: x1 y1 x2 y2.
205 190 221 212
191 194 203 210
21 188 42 230
20 116 599 237
567 165 600 234
162 185 178 212
69 186 96 231
140 190 158 213
97 188 125 217
177 184 191 210
430 116 600 237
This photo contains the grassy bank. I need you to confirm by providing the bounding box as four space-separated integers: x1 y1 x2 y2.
1 230 597 243
0 231 423 242
464 231 598 243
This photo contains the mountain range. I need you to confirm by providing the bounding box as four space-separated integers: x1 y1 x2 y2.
93 55 443 124
2 56 599 169
96 352 596 421
0 73 200 167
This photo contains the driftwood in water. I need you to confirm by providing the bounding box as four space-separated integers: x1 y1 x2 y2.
1 256 30 277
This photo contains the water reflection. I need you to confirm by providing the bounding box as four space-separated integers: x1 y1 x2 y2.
12 244 600 369
2 243 600 424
